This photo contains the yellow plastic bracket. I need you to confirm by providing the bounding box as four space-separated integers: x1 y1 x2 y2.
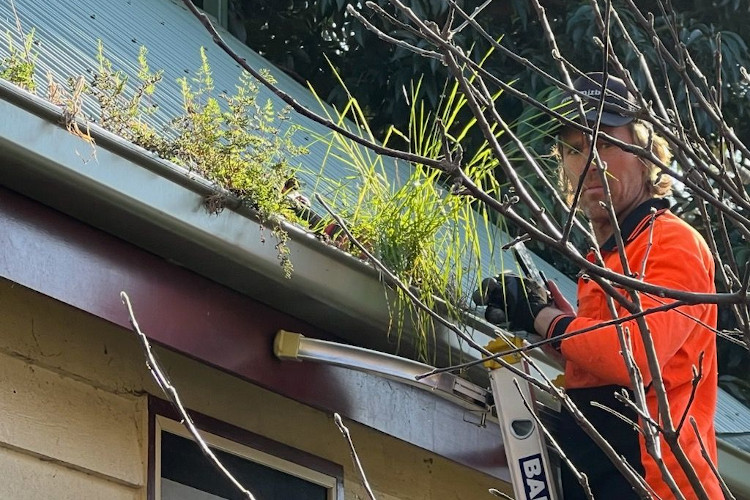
273 330 303 361
483 335 524 369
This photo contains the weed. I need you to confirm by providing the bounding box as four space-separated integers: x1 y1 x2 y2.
0 28 37 92
305 70 503 362
47 73 96 155
88 44 306 278
91 42 165 151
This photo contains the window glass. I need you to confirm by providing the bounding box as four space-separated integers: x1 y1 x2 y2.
156 417 337 500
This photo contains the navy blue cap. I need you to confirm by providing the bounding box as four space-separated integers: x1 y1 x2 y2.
559 72 638 127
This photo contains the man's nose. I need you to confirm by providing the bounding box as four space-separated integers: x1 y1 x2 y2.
581 158 599 171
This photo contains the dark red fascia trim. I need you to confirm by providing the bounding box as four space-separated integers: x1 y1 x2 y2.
0 185 507 480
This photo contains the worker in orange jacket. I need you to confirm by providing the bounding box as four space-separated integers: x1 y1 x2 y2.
477 73 721 499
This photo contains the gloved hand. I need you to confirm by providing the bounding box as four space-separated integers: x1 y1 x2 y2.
472 272 552 333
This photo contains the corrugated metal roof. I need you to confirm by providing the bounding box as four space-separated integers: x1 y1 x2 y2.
0 0 576 302
717 387 750 452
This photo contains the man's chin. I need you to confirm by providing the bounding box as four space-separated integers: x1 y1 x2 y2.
582 204 611 221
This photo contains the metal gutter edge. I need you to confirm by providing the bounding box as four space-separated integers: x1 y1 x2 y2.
0 79 510 370
0 78 381 270
717 438 750 499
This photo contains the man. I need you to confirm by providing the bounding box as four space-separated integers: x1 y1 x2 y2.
478 73 721 499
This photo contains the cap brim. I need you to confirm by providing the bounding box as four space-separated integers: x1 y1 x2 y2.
583 109 633 127
557 99 634 128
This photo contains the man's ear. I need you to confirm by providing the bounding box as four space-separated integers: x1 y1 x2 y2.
638 157 649 173
639 158 653 188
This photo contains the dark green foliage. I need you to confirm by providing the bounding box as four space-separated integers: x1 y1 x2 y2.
233 1 750 146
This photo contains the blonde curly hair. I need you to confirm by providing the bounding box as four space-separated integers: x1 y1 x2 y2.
555 121 673 204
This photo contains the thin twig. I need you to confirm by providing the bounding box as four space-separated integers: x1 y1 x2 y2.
416 298 692 379
676 352 704 434
314 194 559 396
120 292 257 500
346 6 441 60
179 0 448 172
334 413 377 500
638 209 659 280
488 488 514 499
689 417 737 500
512 379 595 500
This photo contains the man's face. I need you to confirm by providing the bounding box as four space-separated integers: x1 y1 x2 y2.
560 125 649 224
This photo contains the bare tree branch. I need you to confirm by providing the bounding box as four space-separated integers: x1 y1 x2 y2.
513 379 595 500
334 413 377 500
179 1 750 497
120 292 257 500
689 417 738 500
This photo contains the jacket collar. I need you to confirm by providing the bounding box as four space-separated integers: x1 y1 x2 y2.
600 198 670 252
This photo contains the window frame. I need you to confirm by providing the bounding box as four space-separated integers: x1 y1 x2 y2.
148 396 343 500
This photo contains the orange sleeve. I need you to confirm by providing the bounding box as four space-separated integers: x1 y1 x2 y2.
559 225 715 388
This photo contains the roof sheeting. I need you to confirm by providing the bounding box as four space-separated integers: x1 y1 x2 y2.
717 387 750 453
0 0 576 303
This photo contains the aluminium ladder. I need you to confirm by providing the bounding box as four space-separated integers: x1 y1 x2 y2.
485 335 559 500
273 330 560 499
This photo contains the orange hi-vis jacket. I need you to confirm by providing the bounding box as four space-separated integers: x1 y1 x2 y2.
547 199 721 499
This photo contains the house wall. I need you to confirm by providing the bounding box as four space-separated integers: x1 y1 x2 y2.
0 277 508 500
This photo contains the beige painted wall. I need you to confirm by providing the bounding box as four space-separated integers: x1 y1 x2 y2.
0 278 509 499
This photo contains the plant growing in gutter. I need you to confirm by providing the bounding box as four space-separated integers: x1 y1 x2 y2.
1 33 309 278
47 73 95 149
0 28 37 92
172 49 306 221
171 49 307 276
306 72 507 363
0 29 515 346
90 45 307 278
90 42 167 152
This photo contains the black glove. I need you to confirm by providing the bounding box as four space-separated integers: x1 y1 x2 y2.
472 272 552 333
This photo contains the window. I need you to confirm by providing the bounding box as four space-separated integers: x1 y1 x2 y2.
151 400 342 500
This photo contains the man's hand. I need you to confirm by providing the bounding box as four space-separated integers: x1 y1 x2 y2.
472 272 552 333
533 280 577 364
548 280 575 315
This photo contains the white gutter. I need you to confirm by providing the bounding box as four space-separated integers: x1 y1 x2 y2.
274 330 493 412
